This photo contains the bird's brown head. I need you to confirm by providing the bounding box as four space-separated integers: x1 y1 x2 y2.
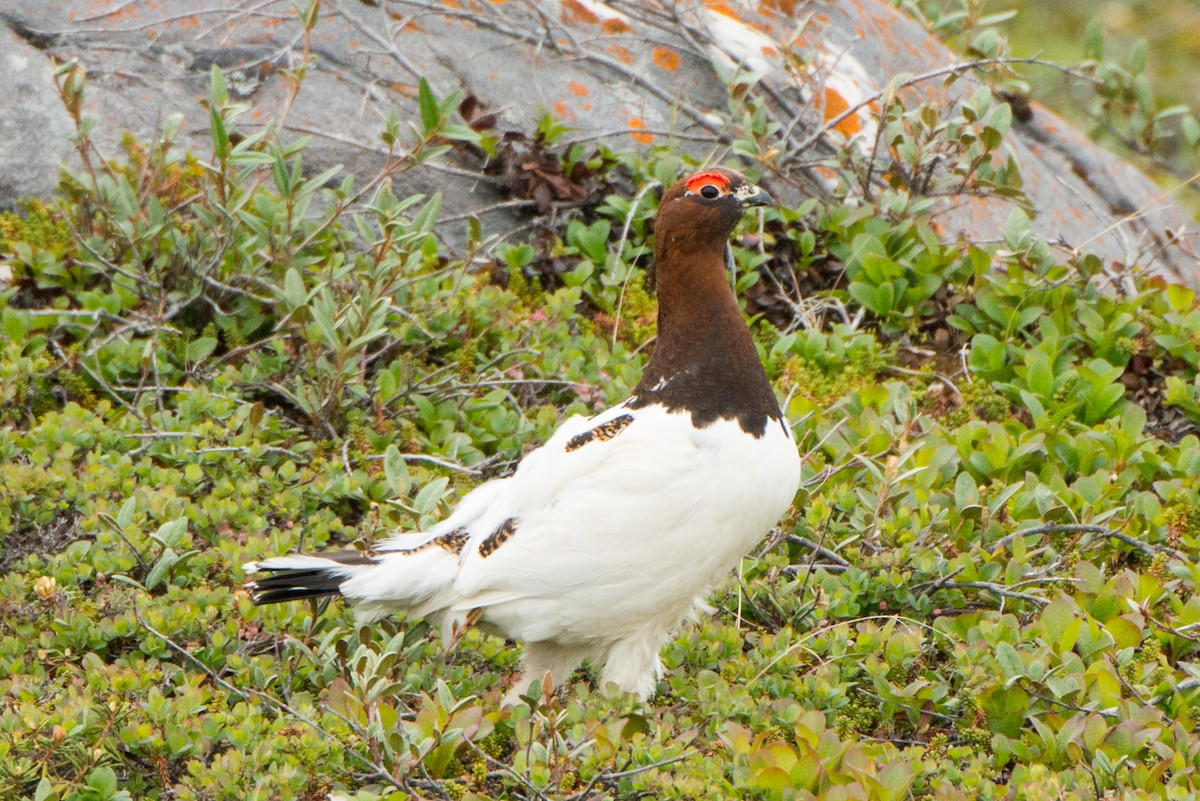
631 167 782 436
653 168 772 259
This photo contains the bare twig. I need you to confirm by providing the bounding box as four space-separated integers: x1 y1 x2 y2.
932 580 1049 607
786 535 849 566
993 523 1185 561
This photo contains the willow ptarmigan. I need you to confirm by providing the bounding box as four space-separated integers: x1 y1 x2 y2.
243 168 801 702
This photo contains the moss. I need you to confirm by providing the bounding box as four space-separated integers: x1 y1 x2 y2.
0 201 73 256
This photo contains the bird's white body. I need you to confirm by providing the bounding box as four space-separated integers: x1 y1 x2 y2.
249 400 799 699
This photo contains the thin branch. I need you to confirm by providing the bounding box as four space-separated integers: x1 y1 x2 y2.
993 523 1185 560
933 580 1049 607
786 535 849 566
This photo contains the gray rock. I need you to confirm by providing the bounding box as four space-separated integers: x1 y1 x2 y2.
0 0 1195 284
0 20 74 209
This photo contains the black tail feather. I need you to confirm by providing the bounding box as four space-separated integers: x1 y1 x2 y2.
247 567 347 605
245 550 380 605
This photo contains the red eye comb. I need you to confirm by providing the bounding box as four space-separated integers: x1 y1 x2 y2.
685 170 731 193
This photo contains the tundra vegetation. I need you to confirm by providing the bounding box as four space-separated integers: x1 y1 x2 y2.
5 2 1200 799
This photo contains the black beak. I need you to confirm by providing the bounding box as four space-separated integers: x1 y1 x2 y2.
735 183 773 208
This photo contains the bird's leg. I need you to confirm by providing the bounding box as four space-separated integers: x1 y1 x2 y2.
599 636 664 701
502 642 590 706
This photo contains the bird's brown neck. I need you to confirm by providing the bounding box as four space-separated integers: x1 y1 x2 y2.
630 234 783 437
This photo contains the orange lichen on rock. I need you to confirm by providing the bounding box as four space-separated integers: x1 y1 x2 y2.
823 87 861 136
554 100 576 121
814 164 837 183
568 81 590 97
607 43 634 64
627 117 654 144
706 2 747 22
706 1 773 35
759 0 801 15
601 17 631 33
561 0 600 25
653 47 681 71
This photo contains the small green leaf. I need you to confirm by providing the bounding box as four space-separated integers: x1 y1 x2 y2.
1082 20 1104 60
876 760 915 801
1167 284 1195 312
87 766 118 798
1024 351 1054 397
152 518 188 549
412 192 442 235
384 445 409 495
34 778 55 801
413 476 450 515
1001 208 1031 250
283 267 307 309
418 77 440 134
210 65 228 107
1130 38 1148 74
2 309 28 344
116 496 137 530
186 337 218 363
209 106 230 161
995 641 1024 679
145 547 181 591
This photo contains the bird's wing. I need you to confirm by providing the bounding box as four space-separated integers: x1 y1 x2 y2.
369 408 602 551
340 406 637 617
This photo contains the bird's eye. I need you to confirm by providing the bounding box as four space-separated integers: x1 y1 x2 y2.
699 184 720 199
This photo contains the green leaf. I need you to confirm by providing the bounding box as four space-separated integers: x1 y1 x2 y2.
1130 38 1148 74
414 476 450 515
110 575 148 592
995 641 1024 679
87 766 118 799
1041 598 1080 654
145 547 181 591
1083 20 1104 60
152 518 188 549
116 496 137 530
186 337 218 363
209 105 230 161
1024 351 1054 397
34 778 55 801
1001 208 1031 250
384 445 409 496
798 229 815 256
209 64 228 107
418 77 440 134
283 267 307 309
2 309 28 344
752 767 791 792
848 282 877 313
1167 283 1195 312
876 760 915 801
412 192 442 235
